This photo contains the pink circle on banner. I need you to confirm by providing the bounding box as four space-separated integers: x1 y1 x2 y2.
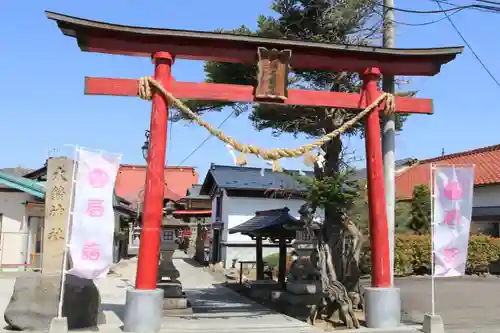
443 181 463 200
88 168 109 188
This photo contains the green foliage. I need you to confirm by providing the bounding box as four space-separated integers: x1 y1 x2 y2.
408 185 431 234
263 252 280 268
174 0 414 140
345 180 412 234
360 234 500 276
395 200 412 232
288 168 361 214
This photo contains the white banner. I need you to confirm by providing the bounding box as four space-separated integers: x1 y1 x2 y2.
432 165 475 277
68 148 121 279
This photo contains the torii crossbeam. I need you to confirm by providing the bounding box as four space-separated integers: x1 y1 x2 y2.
46 10 463 331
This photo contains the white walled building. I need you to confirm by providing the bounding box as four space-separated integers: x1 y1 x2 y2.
0 164 136 272
0 168 45 271
199 164 318 268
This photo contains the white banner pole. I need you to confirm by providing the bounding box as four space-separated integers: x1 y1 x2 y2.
430 163 436 316
68 148 122 279
57 145 79 318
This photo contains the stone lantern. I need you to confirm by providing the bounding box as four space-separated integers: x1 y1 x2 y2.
157 202 190 312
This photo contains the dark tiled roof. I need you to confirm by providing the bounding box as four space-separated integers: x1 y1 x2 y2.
228 207 299 235
186 184 210 199
201 160 416 195
201 164 315 194
0 167 34 177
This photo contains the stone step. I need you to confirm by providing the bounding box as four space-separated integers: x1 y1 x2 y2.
163 296 189 310
157 281 183 298
272 291 322 305
286 281 322 295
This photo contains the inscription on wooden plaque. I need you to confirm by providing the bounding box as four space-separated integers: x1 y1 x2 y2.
255 47 292 101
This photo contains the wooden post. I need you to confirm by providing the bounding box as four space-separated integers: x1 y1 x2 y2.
42 157 74 274
278 237 287 290
255 236 264 280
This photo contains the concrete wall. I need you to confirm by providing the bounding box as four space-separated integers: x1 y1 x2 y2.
0 191 31 271
473 184 500 207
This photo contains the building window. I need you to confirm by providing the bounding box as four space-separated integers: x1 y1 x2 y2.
162 230 174 242
215 195 222 219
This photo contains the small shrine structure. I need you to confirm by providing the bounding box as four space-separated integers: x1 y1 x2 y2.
229 207 297 289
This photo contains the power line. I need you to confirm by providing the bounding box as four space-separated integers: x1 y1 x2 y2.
176 111 235 166
477 0 500 5
377 2 500 14
375 7 466 26
378 3 480 14
433 0 500 89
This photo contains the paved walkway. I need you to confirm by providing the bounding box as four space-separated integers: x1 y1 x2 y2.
100 253 324 332
97 254 500 333
0 253 496 332
392 275 500 331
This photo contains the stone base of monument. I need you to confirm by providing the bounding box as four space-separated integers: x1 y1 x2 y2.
271 280 323 322
4 273 105 331
157 280 192 313
245 280 280 299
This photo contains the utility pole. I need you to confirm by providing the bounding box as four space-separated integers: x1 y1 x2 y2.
382 0 396 286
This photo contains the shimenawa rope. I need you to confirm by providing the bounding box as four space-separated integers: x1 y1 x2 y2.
137 76 395 172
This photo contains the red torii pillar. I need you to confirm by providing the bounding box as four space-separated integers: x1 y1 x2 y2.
45 10 463 332
362 68 392 288
136 52 173 290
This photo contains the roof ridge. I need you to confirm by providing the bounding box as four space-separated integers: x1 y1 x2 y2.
395 161 421 180
210 163 312 173
419 144 500 164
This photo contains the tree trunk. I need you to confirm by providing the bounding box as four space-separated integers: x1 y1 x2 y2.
307 136 362 329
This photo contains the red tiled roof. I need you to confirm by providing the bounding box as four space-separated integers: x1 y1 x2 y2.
396 144 500 200
115 164 199 203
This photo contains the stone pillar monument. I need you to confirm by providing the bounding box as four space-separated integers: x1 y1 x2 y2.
43 157 74 274
4 157 104 331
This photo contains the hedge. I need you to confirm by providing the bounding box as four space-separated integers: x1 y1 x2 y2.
264 252 280 268
361 234 500 276
264 234 500 276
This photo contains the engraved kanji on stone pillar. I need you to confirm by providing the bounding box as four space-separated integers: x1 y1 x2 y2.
43 157 74 274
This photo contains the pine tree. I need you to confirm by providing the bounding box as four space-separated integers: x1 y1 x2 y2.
174 0 416 327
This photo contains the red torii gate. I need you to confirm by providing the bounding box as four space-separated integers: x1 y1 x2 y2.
46 11 462 331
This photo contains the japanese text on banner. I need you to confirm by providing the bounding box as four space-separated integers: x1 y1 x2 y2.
432 165 474 278
68 149 121 280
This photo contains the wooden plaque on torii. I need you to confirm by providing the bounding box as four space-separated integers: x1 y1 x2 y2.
255 47 292 102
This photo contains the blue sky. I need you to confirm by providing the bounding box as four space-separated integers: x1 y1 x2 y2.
1 0 499 181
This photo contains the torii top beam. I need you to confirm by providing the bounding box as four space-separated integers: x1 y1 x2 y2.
46 11 463 76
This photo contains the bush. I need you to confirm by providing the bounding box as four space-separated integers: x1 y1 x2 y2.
360 234 500 276
263 252 280 268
